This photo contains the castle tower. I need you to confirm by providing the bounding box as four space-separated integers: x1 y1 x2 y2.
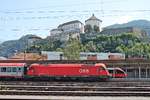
85 14 102 32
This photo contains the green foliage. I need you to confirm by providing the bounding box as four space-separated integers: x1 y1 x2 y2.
27 45 41 53
27 32 150 59
84 25 92 33
81 32 150 59
63 38 82 60
116 43 150 58
83 41 97 52
94 25 100 32
56 48 63 52
29 39 62 52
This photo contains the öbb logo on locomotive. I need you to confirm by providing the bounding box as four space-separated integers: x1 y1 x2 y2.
79 68 89 73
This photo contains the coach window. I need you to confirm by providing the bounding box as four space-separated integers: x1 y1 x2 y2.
18 67 22 72
12 67 17 72
1 67 6 72
7 67 11 72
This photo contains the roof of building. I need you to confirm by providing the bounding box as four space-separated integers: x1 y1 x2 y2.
85 14 102 22
58 20 83 28
9 53 47 60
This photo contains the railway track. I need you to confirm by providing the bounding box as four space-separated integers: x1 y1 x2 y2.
0 85 150 96
0 80 150 87
1 90 150 96
1 80 150 96
1 85 150 91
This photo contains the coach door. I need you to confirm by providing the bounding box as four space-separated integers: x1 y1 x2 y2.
17 67 24 77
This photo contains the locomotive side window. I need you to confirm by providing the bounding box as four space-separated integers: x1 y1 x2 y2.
1 67 6 72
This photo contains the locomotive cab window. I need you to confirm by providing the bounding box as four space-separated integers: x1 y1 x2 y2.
99 67 106 71
116 70 123 74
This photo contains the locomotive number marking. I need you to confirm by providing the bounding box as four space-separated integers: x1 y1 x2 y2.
79 69 89 73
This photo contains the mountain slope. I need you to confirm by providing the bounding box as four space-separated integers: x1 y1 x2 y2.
0 35 41 57
105 20 150 35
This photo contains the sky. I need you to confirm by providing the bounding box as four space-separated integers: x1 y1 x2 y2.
0 0 150 41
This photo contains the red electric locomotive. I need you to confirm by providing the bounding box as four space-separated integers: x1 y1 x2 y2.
27 63 110 80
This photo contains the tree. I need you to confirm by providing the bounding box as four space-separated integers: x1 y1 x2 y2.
63 38 82 60
56 48 63 52
94 25 100 32
84 25 92 33
116 44 129 58
26 44 42 54
84 41 97 52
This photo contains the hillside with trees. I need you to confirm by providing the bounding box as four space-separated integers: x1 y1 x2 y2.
0 32 150 60
81 33 150 58
27 33 150 59
1 19 150 59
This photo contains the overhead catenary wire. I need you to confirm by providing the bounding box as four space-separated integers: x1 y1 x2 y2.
0 11 149 21
0 0 129 13
101 0 104 17
0 0 149 32
1 9 150 14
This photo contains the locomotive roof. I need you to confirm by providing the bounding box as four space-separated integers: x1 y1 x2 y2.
107 67 120 70
0 63 26 67
31 63 88 67
30 63 105 67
